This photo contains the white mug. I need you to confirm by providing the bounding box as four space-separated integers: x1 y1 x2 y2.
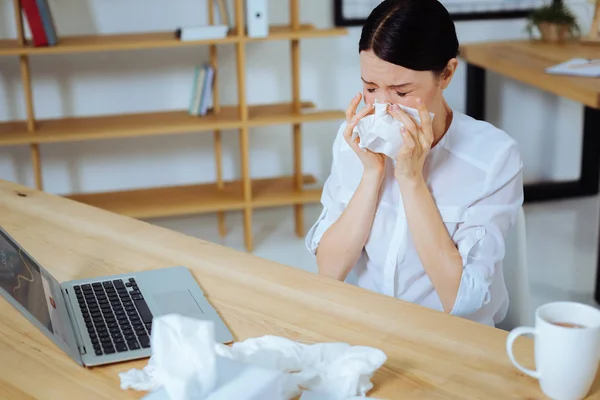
506 301 600 400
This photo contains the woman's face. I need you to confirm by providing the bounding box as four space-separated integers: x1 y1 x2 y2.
359 50 455 112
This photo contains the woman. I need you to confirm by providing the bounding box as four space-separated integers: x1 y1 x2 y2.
305 0 523 326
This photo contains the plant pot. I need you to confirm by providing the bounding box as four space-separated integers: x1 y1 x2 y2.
537 22 571 42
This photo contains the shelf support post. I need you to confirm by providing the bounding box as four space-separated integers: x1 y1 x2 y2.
208 0 227 237
235 0 253 251
290 0 304 237
13 0 42 190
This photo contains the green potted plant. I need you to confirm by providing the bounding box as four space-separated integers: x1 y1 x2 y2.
526 0 580 42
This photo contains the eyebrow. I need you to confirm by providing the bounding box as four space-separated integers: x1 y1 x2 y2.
361 77 413 88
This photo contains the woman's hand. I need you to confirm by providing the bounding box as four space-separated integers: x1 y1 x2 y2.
343 93 385 180
387 98 434 186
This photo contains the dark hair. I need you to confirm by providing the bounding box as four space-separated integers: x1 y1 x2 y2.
359 0 459 75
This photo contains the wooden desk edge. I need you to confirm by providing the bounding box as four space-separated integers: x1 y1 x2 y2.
458 41 600 109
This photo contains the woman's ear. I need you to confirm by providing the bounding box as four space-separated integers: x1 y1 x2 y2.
439 58 458 90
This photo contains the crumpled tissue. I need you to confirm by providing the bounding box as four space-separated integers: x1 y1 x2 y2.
119 314 387 400
351 101 435 159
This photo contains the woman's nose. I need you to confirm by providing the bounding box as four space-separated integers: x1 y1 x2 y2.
378 92 395 105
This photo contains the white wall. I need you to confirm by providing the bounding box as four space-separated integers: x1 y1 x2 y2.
0 0 595 196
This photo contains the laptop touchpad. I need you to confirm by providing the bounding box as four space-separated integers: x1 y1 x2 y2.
152 290 205 319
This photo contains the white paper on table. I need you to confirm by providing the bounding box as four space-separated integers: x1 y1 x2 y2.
119 314 387 400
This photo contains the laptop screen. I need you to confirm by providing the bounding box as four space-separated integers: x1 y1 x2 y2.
0 229 67 342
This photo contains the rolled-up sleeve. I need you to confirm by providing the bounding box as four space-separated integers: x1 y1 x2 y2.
305 124 348 256
450 142 524 317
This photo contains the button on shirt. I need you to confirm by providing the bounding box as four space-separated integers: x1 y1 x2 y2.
305 110 524 326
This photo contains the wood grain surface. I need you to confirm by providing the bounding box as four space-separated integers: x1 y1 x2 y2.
1 180 599 399
460 40 600 109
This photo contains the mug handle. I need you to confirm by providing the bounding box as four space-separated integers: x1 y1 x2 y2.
506 326 540 379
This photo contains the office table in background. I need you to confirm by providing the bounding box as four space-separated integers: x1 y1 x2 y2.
459 40 600 304
0 179 599 399
459 40 600 202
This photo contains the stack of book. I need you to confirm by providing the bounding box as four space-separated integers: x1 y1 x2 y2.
189 64 215 116
21 0 58 47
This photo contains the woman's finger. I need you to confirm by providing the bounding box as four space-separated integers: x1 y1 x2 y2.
345 92 362 123
343 116 361 150
341 130 366 156
343 121 354 144
344 102 373 146
418 127 432 150
400 126 415 152
390 105 420 154
388 104 418 134
355 102 373 120
415 98 434 144
350 135 363 154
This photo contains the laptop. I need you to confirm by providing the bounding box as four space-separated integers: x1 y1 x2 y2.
0 224 234 367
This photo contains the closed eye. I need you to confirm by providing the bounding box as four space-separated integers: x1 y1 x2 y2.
396 91 408 97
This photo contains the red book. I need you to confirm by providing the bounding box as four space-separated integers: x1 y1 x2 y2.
21 0 48 47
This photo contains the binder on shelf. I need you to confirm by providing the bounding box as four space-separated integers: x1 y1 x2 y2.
245 0 269 38
36 0 58 45
21 0 48 47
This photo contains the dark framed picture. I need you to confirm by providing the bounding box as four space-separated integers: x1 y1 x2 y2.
334 0 547 26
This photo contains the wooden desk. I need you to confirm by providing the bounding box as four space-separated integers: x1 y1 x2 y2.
460 40 600 307
0 179 598 399
459 40 600 203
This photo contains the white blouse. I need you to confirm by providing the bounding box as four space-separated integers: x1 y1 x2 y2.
305 110 524 326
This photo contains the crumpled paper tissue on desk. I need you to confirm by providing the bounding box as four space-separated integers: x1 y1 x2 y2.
351 101 435 159
119 314 387 400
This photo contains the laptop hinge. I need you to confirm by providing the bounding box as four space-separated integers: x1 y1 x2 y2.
62 288 87 355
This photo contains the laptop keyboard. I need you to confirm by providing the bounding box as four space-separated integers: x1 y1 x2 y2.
74 278 154 356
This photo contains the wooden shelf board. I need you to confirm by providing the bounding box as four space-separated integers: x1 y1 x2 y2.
252 175 322 208
0 108 241 145
249 107 344 126
0 31 238 56
249 25 348 41
66 175 322 219
0 25 348 57
0 101 336 146
0 39 21 56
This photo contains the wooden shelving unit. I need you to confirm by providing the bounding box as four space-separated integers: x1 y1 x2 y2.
581 1 600 44
0 24 347 56
66 175 321 219
1 0 346 251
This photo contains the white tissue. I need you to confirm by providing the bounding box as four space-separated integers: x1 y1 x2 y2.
351 101 434 159
299 391 379 400
120 314 218 398
216 335 387 399
119 314 387 400
141 356 285 400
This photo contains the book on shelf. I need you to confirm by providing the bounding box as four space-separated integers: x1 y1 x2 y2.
189 66 206 115
189 64 215 116
199 65 215 115
36 0 58 45
21 0 58 47
21 0 48 47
